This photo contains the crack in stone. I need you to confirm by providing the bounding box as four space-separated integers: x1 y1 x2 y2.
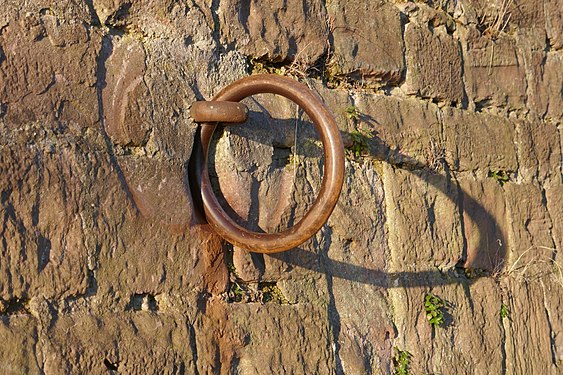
539 279 559 367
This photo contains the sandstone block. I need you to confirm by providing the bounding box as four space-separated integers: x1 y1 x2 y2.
0 139 96 299
515 118 561 185
95 185 227 299
507 0 546 30
354 94 442 168
0 11 100 128
528 52 563 121
43 312 197 373
441 107 518 172
145 38 247 160
117 157 196 230
218 0 329 64
327 1 405 84
324 161 394 372
92 0 216 41
390 278 505 374
103 36 197 161
0 124 226 301
382 165 464 272
328 162 387 270
538 278 563 366
546 186 563 262
545 0 563 49
306 79 353 133
504 183 556 271
0 315 40 374
502 279 558 373
462 28 526 110
457 177 509 271
331 278 395 374
403 23 464 104
227 303 334 374
102 36 150 146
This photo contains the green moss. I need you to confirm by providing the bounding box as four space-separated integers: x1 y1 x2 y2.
259 282 289 304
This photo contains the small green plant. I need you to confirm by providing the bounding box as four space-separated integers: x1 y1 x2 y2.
424 293 445 327
489 170 510 185
500 303 510 319
229 281 246 303
346 129 372 159
225 248 239 278
345 105 360 121
393 347 412 375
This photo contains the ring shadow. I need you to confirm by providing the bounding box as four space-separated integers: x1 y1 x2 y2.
192 107 508 289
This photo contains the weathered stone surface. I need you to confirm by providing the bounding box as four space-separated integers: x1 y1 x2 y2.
227 303 334 374
0 1 93 25
390 278 505 374
504 183 556 271
91 0 216 40
329 162 387 271
403 23 465 104
0 135 95 299
539 278 563 366
457 177 508 271
102 36 150 146
354 93 442 168
327 0 405 84
545 0 563 49
305 79 353 132
1 0 562 373
0 10 100 128
398 2 456 31
117 157 196 231
441 107 518 172
461 0 545 32
95 192 226 299
42 312 197 373
383 165 464 272
328 162 394 373
506 0 545 30
502 279 558 373
528 52 563 121
462 28 527 110
218 0 329 64
546 186 563 261
515 28 552 120
331 278 395 374
515 118 561 186
0 315 41 374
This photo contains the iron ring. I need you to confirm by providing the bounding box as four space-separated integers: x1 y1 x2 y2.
199 74 345 253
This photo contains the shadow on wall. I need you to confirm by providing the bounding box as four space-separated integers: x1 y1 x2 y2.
274 138 507 288
203 108 507 289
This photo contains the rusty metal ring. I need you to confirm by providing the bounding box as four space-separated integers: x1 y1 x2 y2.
199 74 345 253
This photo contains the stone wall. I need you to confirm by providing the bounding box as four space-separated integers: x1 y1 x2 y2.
0 0 561 373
